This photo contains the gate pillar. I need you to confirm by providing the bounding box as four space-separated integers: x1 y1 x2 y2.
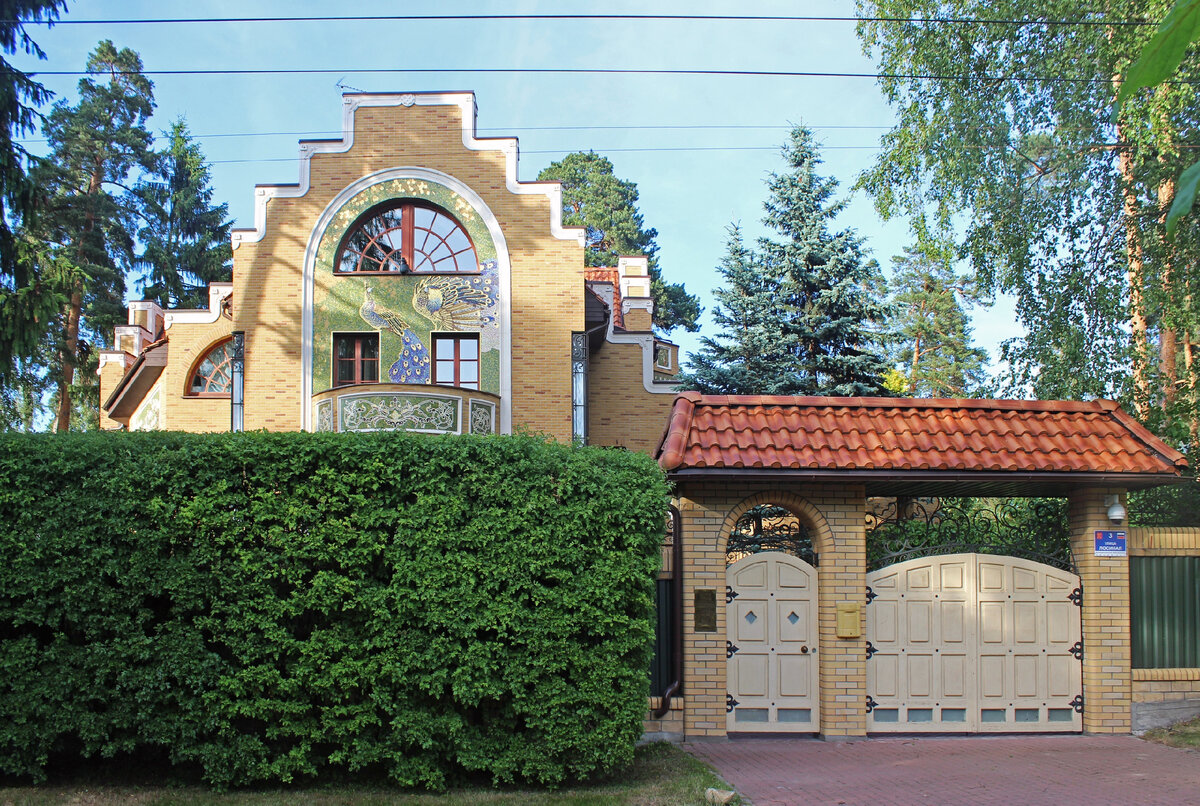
1068 487 1132 733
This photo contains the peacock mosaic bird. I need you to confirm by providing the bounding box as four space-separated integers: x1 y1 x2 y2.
359 285 430 383
412 274 496 331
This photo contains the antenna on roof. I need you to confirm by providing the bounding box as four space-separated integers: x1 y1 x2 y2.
335 77 364 94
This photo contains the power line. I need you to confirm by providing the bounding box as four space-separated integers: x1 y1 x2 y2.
24 66 1156 85
6 13 1158 27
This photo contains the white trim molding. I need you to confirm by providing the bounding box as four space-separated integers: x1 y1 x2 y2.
161 284 234 331
231 92 586 251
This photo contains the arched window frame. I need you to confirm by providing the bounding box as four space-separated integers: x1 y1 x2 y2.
185 337 235 397
334 200 478 275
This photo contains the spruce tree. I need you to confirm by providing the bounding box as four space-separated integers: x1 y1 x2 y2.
679 225 799 394
886 245 987 397
135 118 232 309
683 127 890 396
32 40 154 431
538 151 701 332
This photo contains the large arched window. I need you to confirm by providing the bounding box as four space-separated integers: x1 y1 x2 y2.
336 201 477 274
187 338 234 396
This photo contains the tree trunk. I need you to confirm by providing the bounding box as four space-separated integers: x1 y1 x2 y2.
1119 145 1150 417
909 335 921 395
55 163 104 433
1159 177 1178 413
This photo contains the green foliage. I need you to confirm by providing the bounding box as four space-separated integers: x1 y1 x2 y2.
682 128 890 395
0 431 668 789
1129 480 1200 525
0 2 67 373
885 245 987 397
855 0 1198 414
537 152 700 333
134 118 232 309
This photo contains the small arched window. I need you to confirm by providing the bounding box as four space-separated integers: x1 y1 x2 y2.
336 201 477 274
187 338 234 396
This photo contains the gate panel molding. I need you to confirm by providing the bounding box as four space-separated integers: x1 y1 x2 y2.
866 553 1082 733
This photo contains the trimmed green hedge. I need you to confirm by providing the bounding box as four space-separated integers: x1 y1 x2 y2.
0 431 667 788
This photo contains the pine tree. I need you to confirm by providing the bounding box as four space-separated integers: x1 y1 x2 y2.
0 1 66 373
886 245 987 397
679 225 801 394
537 151 701 332
135 118 232 309
32 40 154 431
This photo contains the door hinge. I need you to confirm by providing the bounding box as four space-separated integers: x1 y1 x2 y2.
726 585 739 604
1069 586 1083 607
866 640 878 660
726 641 740 658
1069 640 1083 660
1070 694 1084 713
866 586 878 604
726 694 739 713
866 695 878 714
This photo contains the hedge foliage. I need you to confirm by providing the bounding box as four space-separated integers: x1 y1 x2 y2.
0 430 668 788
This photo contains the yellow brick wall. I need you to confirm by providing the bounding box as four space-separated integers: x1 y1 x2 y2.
158 317 236 433
1067 488 1132 733
673 481 868 739
98 359 127 430
1129 525 1200 555
588 339 675 454
231 100 584 439
1132 669 1200 704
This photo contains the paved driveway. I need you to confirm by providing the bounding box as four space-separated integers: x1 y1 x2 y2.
685 734 1200 806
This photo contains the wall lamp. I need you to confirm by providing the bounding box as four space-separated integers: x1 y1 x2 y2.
1105 494 1126 525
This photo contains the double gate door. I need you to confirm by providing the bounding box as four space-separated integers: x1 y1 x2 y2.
865 553 1082 733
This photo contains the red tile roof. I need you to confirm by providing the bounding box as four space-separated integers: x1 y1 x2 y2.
584 267 623 328
656 394 1186 484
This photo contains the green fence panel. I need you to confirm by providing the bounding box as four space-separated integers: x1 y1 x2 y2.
1131 556 1200 668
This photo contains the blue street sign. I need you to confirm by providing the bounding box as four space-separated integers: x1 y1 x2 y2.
1094 530 1127 557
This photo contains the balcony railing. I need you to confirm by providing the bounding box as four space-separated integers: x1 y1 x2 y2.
312 383 499 435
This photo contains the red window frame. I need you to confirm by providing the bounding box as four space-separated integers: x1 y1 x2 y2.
333 333 380 387
432 333 480 390
335 201 477 274
186 337 234 397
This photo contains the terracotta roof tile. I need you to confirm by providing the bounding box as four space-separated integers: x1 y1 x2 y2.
655 394 1187 481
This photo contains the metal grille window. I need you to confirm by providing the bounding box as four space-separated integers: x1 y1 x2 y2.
333 333 379 387
1131 556 1200 668
432 334 479 389
188 339 234 396
336 202 477 274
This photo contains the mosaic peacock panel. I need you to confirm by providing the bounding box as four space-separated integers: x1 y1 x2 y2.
311 178 502 395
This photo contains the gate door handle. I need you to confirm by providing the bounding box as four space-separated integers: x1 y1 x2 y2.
800 645 809 654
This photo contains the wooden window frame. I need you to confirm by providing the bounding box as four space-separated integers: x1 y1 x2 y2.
335 201 478 275
432 333 481 390
186 337 234 397
333 332 380 388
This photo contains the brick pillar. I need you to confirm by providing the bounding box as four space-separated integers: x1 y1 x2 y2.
817 487 868 738
1068 487 1132 733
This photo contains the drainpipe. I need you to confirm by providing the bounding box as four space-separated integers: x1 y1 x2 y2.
652 504 684 718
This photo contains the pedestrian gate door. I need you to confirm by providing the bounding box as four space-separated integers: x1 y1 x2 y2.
726 551 819 732
865 553 1082 732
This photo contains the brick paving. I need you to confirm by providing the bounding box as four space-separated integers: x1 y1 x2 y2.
685 734 1200 806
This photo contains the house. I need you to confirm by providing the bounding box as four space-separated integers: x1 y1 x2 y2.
98 91 1200 742
98 91 678 454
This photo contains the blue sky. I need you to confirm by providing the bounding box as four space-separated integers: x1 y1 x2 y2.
11 0 1019 376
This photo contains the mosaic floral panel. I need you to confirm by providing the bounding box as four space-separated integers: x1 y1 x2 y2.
315 400 334 432
312 177 502 396
469 400 496 435
130 382 163 431
338 392 460 433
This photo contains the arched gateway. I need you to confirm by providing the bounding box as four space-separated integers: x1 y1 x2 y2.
653 393 1186 740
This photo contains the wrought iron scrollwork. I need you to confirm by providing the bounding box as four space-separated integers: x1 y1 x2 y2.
726 694 739 713
1070 694 1084 714
727 641 740 658
727 504 816 565
1069 640 1084 660
865 496 1075 572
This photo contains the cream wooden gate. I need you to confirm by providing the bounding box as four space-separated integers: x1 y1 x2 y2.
865 553 1082 732
726 552 819 732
